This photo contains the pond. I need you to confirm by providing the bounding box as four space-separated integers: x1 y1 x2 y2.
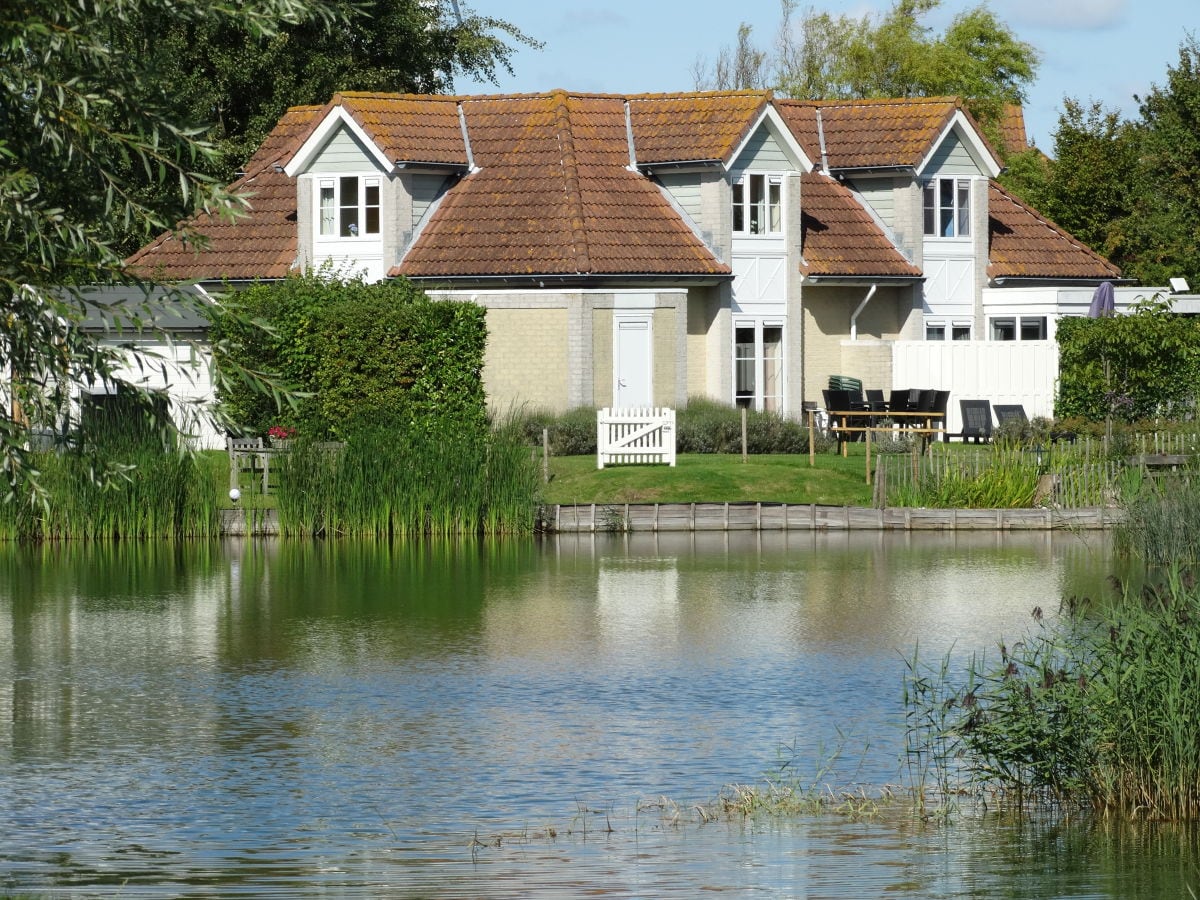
0 531 1196 898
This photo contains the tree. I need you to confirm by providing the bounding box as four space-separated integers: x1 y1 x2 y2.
1011 36 1200 287
1119 35 1200 287
0 0 346 502
692 23 769 91
112 1 538 252
696 0 1039 137
1035 99 1140 264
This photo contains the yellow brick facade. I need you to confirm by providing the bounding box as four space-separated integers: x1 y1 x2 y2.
483 307 569 412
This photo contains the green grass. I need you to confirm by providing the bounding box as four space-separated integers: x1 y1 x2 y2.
541 451 878 506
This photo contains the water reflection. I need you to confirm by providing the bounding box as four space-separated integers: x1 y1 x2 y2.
0 531 1174 898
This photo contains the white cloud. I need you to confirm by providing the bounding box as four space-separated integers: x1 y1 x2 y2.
1005 0 1127 30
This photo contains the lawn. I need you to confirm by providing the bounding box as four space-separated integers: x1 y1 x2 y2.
539 450 879 507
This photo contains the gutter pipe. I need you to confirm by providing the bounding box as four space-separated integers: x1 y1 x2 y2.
849 283 877 341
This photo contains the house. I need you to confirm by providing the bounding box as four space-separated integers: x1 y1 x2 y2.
127 89 1125 440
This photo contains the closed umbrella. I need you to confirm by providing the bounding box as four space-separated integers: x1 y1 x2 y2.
1087 281 1115 317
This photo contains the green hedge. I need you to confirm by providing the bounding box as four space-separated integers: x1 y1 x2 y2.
1057 296 1200 422
209 273 487 440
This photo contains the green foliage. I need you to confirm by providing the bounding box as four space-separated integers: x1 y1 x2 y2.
907 572 1200 819
0 0 347 502
274 420 539 536
1056 297 1200 422
210 273 486 439
1116 475 1200 566
1013 37 1200 285
700 0 1039 135
0 416 224 541
114 1 539 195
886 445 1038 508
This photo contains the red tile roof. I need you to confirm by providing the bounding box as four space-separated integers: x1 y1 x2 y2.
398 92 729 278
126 106 321 281
627 91 771 164
987 181 1120 281
776 97 1001 172
127 89 1111 288
799 173 921 279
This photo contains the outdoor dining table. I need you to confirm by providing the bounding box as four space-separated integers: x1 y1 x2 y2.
807 408 945 485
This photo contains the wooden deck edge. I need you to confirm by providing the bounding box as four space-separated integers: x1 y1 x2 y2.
539 504 1124 533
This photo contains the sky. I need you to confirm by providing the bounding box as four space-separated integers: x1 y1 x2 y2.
460 0 1200 152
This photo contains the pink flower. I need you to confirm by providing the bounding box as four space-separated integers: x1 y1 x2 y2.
268 425 297 440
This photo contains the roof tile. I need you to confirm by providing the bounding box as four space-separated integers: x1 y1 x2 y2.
799 173 921 278
987 181 1121 280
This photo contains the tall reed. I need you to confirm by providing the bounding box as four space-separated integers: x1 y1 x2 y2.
906 571 1200 820
1115 474 1200 565
274 419 540 537
0 434 224 541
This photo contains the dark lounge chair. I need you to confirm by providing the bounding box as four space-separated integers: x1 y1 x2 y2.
993 404 1029 427
953 399 993 443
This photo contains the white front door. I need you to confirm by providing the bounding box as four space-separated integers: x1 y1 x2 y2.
614 317 652 408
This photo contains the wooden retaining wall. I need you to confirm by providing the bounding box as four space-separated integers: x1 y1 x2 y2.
218 505 1122 536
540 503 1121 533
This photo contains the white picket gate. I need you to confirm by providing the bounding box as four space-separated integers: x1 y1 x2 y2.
597 407 676 469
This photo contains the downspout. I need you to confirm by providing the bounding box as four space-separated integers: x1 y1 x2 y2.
849 283 877 340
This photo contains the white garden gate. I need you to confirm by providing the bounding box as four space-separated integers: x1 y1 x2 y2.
597 407 676 469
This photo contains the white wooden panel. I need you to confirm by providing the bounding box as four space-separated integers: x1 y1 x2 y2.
892 340 1059 436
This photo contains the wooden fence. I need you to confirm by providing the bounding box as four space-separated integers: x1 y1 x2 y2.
597 407 676 468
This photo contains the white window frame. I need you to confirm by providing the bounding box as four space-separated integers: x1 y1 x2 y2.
732 173 784 236
317 175 381 239
923 176 971 239
733 319 785 412
989 315 1047 341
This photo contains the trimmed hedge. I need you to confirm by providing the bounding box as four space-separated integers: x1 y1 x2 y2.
209 273 487 440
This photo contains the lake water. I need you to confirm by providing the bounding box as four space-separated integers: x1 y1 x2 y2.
0 531 1196 898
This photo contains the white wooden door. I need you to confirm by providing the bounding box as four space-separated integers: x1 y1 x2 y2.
614 318 651 408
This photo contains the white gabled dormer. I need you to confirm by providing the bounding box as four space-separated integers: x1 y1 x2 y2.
285 106 395 282
914 111 1002 341
725 107 809 414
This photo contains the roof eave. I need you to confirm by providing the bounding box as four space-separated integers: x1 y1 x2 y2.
404 272 732 289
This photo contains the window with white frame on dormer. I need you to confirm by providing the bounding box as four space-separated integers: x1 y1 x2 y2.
732 173 783 235
923 177 971 238
318 176 380 238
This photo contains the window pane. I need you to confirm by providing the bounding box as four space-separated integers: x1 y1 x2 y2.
319 184 335 235
926 323 946 341
1020 317 1046 340
364 182 380 234
734 326 755 402
923 183 935 235
749 174 763 234
339 176 359 237
732 181 744 232
939 178 955 236
768 181 781 233
762 326 783 412
951 325 971 341
957 181 971 236
991 318 1016 341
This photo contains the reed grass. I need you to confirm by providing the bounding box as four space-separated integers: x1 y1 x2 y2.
274 418 540 537
905 570 1200 820
0 432 224 542
1115 474 1200 565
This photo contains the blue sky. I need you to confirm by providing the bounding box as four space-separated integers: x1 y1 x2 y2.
461 0 1199 152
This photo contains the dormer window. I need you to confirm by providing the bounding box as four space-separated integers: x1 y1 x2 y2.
733 173 783 235
318 176 380 238
923 177 971 238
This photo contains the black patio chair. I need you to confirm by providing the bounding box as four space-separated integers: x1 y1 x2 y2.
993 404 1028 427
953 399 993 443
931 389 951 441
